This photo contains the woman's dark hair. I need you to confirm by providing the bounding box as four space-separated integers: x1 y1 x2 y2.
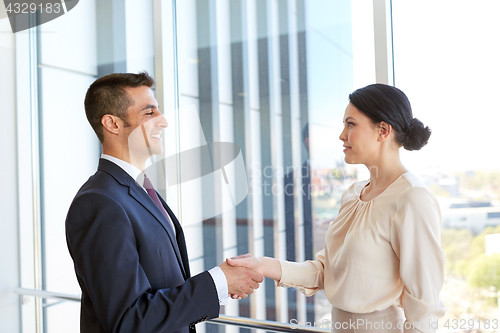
348 83 431 151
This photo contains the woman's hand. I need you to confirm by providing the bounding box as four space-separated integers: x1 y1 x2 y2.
226 256 264 275
227 256 282 281
226 255 282 299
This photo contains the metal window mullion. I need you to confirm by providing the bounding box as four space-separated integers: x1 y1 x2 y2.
295 0 314 325
196 2 224 332
28 20 44 333
153 0 181 217
373 0 395 85
278 0 298 323
230 0 254 326
256 0 278 323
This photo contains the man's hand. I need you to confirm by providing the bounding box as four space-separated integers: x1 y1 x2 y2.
225 253 254 300
219 261 263 299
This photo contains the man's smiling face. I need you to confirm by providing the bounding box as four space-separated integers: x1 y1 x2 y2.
122 86 168 165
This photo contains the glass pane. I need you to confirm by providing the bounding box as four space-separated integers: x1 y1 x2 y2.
37 0 155 331
175 0 375 330
38 1 101 331
393 0 500 330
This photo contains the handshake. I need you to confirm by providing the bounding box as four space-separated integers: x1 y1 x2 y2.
219 254 281 300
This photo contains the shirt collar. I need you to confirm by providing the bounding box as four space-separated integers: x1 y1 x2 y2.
101 154 145 186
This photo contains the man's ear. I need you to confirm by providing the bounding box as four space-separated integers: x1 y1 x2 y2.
378 121 392 142
101 115 121 136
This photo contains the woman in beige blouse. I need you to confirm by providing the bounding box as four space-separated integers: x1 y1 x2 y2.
227 84 446 333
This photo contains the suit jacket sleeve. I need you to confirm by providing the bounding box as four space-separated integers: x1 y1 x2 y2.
66 192 220 333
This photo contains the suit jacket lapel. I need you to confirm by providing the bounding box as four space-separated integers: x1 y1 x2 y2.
129 184 187 278
159 196 191 278
98 159 187 279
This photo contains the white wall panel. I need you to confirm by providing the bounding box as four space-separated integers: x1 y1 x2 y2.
125 0 154 74
222 247 239 326
292 117 304 261
40 67 99 332
178 97 205 151
253 238 266 322
40 67 98 293
250 109 263 240
177 97 204 257
278 231 288 322
219 103 234 146
269 0 281 116
274 114 285 233
174 97 205 231
288 0 301 121
351 0 376 87
216 0 232 105
0 18 20 333
219 104 237 250
188 257 204 276
177 0 199 98
40 0 97 75
246 0 260 111
178 193 205 254
16 28 37 333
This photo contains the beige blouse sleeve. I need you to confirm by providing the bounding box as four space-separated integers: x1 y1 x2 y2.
275 249 326 296
275 184 352 296
390 187 446 333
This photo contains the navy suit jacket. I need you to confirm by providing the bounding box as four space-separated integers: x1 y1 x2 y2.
66 159 220 333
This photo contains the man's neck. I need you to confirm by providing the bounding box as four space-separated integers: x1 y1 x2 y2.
101 154 145 182
102 147 147 171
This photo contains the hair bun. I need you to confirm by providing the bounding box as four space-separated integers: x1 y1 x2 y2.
403 118 431 151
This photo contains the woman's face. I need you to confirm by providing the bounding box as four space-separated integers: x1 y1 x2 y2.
339 103 381 164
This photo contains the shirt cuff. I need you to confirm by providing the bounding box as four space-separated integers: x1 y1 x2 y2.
208 266 229 306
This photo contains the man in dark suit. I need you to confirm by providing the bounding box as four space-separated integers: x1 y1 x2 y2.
65 72 262 333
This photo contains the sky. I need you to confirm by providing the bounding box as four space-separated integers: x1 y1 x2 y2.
392 0 500 173
307 0 500 175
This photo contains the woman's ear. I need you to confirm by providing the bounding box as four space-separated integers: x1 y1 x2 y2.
378 121 392 142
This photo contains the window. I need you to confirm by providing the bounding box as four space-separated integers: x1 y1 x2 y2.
393 0 500 327
175 0 375 329
7 0 376 331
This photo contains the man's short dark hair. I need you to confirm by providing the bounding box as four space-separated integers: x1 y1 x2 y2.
84 71 155 143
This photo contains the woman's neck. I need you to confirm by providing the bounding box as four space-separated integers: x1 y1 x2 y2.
363 153 408 194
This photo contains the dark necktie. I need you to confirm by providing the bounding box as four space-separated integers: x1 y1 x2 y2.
143 176 176 235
